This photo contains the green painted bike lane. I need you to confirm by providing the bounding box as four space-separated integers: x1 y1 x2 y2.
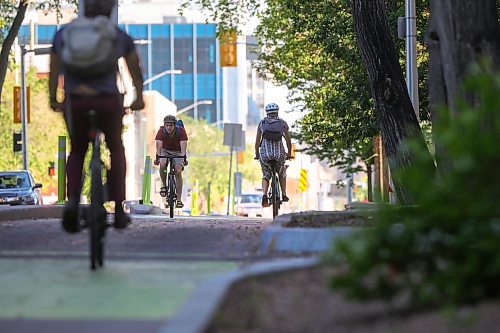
0 258 237 321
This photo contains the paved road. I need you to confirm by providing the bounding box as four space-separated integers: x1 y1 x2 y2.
0 214 273 333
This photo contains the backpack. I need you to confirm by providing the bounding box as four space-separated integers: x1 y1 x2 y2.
162 119 185 139
61 15 117 78
261 118 285 141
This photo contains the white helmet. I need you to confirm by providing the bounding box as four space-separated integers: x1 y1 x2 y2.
265 102 279 113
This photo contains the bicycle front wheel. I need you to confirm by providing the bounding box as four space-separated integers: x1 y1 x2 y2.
168 174 175 218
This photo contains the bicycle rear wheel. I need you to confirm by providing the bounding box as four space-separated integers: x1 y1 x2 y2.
168 174 175 218
271 172 280 219
90 136 106 270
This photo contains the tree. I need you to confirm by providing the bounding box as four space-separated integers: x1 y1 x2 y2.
0 0 77 112
183 0 435 204
425 0 499 174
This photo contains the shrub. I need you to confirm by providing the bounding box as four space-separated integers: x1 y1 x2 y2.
325 64 500 308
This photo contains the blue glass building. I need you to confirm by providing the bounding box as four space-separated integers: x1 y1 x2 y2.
19 22 223 123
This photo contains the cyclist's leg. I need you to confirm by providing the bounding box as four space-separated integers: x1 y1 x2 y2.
159 148 168 196
98 93 129 228
260 159 271 207
62 96 91 233
172 157 184 208
278 159 288 201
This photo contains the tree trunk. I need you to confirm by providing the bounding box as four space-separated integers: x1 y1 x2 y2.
366 161 373 202
351 0 435 205
0 1 28 113
425 0 500 174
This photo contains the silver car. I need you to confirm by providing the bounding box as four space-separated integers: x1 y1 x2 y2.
235 193 264 217
0 171 43 206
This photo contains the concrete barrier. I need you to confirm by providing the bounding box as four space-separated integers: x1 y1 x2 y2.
0 205 65 222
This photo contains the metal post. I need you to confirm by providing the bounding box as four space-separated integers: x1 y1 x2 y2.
57 136 66 204
207 181 211 214
227 130 234 215
20 45 29 170
406 0 419 119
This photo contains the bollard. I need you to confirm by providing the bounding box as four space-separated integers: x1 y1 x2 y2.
191 180 199 216
207 181 211 214
56 136 66 204
141 156 152 205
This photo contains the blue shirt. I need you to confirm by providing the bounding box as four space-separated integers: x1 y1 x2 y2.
52 25 135 94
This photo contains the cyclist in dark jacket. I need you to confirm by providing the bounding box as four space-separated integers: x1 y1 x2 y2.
49 0 144 233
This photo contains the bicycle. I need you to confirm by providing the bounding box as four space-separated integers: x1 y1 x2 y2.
157 153 186 218
84 109 110 270
268 160 282 219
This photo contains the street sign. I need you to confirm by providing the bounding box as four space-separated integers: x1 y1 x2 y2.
299 168 308 192
223 123 242 147
13 86 30 124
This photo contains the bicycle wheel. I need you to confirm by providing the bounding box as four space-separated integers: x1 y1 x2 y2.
90 136 106 269
168 174 175 218
271 172 280 219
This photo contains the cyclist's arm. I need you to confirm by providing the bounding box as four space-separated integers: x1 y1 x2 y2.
48 51 62 110
124 50 145 110
155 140 163 157
254 130 262 158
284 130 292 157
180 140 187 157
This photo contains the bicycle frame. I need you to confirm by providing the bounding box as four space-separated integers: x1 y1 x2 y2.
158 153 185 218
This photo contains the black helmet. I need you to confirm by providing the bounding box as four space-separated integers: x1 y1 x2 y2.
163 115 177 124
85 0 116 17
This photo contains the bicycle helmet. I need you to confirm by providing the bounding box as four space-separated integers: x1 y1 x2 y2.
163 115 177 124
265 102 279 113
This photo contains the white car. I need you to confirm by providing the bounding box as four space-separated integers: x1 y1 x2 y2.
235 193 264 217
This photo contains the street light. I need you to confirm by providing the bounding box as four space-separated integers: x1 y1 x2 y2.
177 100 213 118
143 69 182 87
18 45 52 170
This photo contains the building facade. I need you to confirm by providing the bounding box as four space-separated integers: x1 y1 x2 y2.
19 22 223 124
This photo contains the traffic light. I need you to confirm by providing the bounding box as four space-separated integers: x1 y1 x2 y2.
48 161 55 177
13 132 22 152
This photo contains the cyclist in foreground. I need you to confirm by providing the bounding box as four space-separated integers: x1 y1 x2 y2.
48 0 145 233
154 115 188 208
254 103 293 207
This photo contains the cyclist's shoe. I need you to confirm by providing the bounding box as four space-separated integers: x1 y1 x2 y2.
176 200 184 208
160 186 167 197
282 195 289 202
114 210 131 229
62 201 81 233
261 195 270 207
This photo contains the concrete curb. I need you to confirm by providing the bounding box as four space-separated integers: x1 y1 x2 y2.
255 210 373 254
0 205 65 222
157 257 319 333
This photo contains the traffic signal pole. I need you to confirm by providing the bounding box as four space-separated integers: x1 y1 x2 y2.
20 45 29 170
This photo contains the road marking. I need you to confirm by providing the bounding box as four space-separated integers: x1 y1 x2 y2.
0 258 237 320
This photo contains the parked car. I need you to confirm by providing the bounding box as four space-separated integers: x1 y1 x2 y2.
235 193 263 217
0 171 43 206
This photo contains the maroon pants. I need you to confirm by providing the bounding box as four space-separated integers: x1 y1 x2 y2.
65 93 126 203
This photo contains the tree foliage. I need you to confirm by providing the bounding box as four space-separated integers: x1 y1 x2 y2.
0 0 77 112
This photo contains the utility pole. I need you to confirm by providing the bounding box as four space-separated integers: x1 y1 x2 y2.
405 0 419 119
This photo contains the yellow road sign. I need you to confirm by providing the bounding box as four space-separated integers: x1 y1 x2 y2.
299 168 308 192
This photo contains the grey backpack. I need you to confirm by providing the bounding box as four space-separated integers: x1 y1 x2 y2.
261 118 285 141
61 15 117 78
